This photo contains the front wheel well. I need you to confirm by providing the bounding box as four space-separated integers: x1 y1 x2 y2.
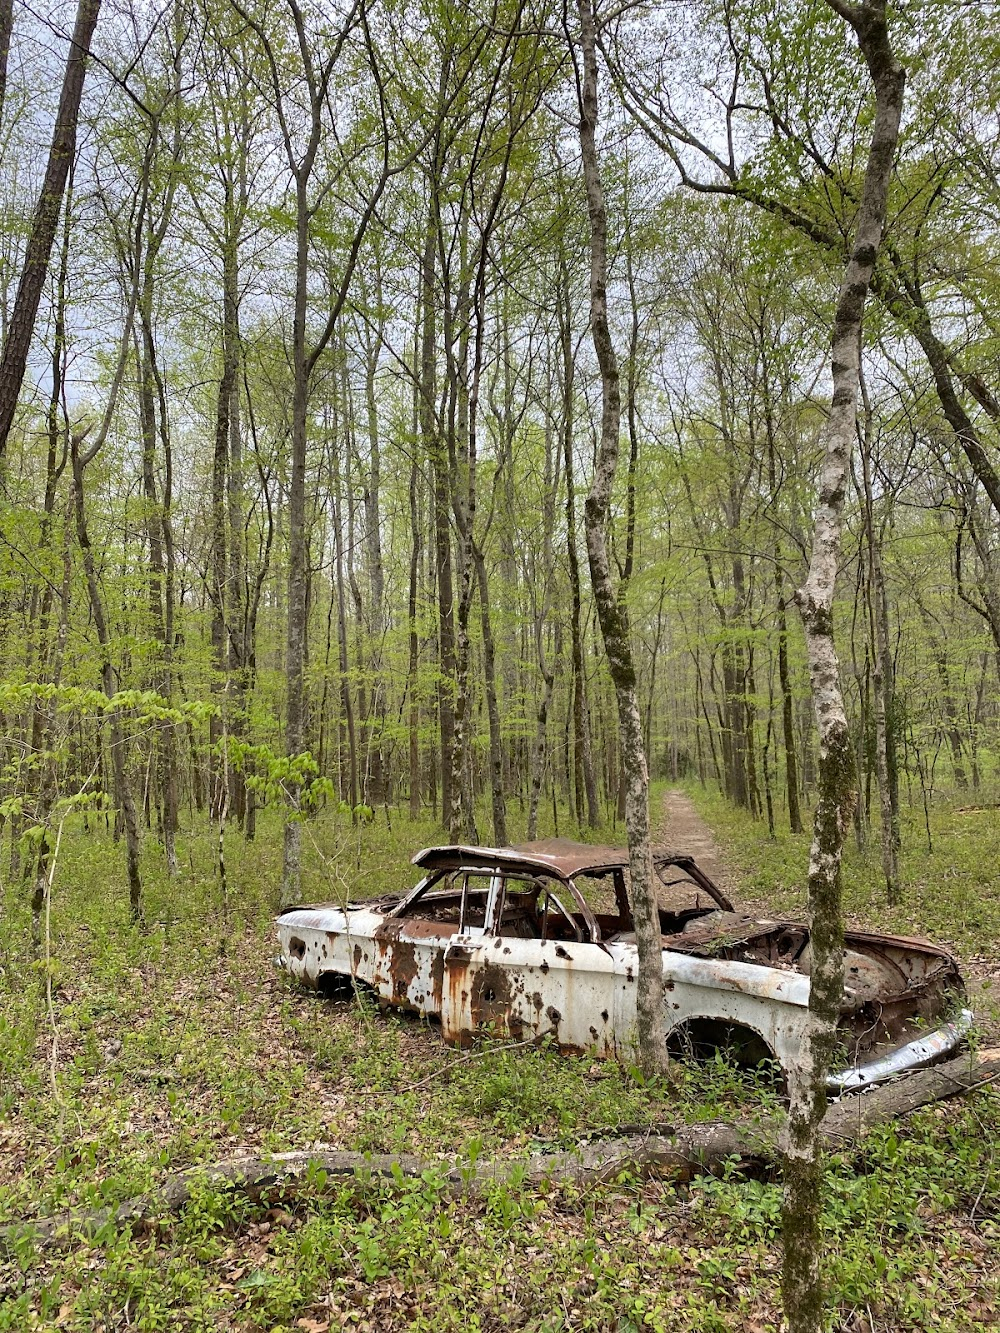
317 970 373 1002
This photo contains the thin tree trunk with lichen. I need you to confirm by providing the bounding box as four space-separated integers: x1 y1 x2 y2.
575 0 668 1079
781 5 905 1331
559 283 601 830
859 369 901 903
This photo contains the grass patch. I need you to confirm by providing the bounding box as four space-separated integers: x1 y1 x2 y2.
1 788 999 1329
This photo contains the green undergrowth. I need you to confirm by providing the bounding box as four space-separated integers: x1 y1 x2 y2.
2 790 999 1328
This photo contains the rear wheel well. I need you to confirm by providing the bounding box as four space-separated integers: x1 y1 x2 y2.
666 1017 777 1070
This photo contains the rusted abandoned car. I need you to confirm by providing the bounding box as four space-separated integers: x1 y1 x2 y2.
276 839 972 1092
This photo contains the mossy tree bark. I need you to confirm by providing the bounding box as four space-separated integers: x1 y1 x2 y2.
574 0 669 1078
781 4 905 1331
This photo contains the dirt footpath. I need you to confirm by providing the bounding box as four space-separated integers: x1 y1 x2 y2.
657 788 735 896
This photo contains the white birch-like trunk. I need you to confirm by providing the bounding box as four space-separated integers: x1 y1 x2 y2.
781 4 905 1330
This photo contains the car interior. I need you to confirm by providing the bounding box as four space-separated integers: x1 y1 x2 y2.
397 870 587 941
396 863 724 944
582 866 724 942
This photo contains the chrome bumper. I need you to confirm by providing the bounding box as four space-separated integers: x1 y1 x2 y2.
828 1008 975 1094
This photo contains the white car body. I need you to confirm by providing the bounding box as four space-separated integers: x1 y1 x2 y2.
276 839 971 1091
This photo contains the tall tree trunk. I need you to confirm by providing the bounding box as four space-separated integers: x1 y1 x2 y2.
281 175 311 906
0 0 101 458
226 300 247 826
446 240 478 846
575 0 668 1079
858 373 901 901
0 0 13 134
138 293 178 875
421 209 456 833
474 546 507 844
345 364 368 809
527 421 559 841
776 579 804 833
363 300 386 805
28 199 73 948
559 262 600 828
30 499 72 949
781 8 904 1332
27 180 73 761
210 243 238 818
333 433 359 816
764 352 804 835
71 441 143 922
407 452 423 819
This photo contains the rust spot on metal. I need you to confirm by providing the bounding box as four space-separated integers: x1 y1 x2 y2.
353 943 363 970
546 1005 562 1025
470 963 514 1030
389 940 420 1001
555 945 572 960
430 950 445 1003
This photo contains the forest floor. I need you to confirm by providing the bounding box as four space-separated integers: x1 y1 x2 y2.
2 786 1000 1331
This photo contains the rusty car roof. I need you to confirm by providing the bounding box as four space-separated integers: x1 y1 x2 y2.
412 838 702 880
410 838 736 913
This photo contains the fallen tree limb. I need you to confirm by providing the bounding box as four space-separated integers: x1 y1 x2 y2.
6 1046 998 1249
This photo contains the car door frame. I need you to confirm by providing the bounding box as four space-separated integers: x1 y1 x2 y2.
441 870 620 1053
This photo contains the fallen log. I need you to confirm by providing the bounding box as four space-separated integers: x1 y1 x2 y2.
820 1044 1000 1140
6 1046 998 1249
1 1128 771 1248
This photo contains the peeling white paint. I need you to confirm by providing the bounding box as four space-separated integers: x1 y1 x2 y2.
274 842 970 1089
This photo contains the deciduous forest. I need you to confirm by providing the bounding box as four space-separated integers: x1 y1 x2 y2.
2 0 1000 1329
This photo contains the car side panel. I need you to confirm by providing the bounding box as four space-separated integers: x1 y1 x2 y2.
278 907 455 1019
277 908 383 989
370 917 451 1015
438 934 620 1052
279 908 811 1064
602 941 812 1065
